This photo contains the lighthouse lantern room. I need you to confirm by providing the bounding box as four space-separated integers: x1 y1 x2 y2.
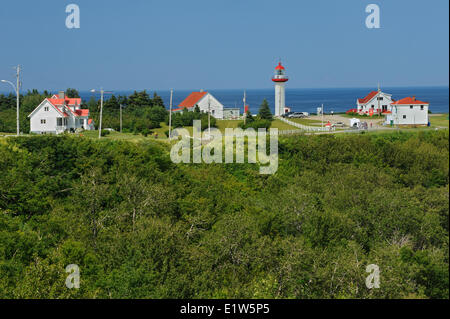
272 62 289 117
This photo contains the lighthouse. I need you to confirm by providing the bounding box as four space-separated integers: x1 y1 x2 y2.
272 61 289 117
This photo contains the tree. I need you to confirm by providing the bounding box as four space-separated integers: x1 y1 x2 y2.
104 94 120 110
65 88 80 98
152 93 165 108
245 110 255 123
258 99 273 120
128 90 152 107
87 96 98 111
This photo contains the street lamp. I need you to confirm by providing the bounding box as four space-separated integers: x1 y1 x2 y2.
91 88 112 138
1 79 20 136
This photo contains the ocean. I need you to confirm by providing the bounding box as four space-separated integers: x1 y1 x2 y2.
81 86 449 115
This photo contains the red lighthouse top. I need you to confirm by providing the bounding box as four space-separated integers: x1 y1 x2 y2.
272 61 289 82
275 62 285 70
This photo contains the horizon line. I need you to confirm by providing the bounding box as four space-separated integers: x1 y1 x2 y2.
1 84 449 94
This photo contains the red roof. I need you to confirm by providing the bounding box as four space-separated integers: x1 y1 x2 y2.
275 62 285 70
174 92 208 111
88 119 93 124
49 97 82 106
358 91 378 104
391 96 429 105
75 109 89 117
47 97 89 118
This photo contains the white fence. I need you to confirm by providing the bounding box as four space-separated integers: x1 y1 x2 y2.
279 117 328 132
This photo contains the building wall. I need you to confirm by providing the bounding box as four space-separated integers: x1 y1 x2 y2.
357 92 393 113
386 104 429 125
275 83 286 116
223 108 240 119
197 93 224 119
30 100 61 134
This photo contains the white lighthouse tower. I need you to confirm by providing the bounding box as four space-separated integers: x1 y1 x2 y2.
272 61 289 117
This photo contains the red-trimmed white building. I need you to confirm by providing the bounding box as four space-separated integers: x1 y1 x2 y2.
272 62 289 117
385 96 429 125
28 91 95 134
356 89 394 114
173 91 226 119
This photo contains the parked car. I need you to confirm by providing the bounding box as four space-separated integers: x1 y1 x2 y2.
288 112 306 118
333 121 346 127
282 112 294 118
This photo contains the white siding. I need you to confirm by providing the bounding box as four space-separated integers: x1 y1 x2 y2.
30 100 63 134
197 93 224 119
275 83 286 117
357 92 393 113
386 104 429 125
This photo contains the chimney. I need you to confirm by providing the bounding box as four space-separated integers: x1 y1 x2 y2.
59 91 65 99
412 96 416 101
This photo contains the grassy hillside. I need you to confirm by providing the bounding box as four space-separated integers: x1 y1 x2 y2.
0 130 448 299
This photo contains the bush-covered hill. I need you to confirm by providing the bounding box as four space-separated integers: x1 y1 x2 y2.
0 130 448 299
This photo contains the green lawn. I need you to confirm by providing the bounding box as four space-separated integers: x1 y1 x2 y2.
288 118 323 126
58 114 450 143
271 119 301 130
216 119 299 132
429 114 449 127
216 120 240 131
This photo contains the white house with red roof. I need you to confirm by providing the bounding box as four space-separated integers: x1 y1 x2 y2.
385 96 429 125
356 88 394 114
173 91 240 120
28 91 95 134
172 91 226 119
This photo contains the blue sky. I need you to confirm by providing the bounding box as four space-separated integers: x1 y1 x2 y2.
0 0 448 91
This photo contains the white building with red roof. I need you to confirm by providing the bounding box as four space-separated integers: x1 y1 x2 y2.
385 96 429 125
28 91 94 134
173 91 226 119
356 88 394 114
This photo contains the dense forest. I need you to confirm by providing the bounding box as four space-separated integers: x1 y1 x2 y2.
0 129 448 298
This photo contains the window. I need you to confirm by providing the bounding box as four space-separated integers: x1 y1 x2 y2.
44 107 49 111
371 105 375 109
57 118 62 126
40 119 46 124
420 105 424 110
410 105 413 109
403 115 407 119
378 97 384 101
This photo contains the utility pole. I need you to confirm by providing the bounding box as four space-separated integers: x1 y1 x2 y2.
99 88 104 138
16 65 20 136
243 90 247 125
208 95 211 136
377 82 381 116
1 65 21 136
120 103 123 133
321 103 324 130
169 88 173 139
90 88 112 139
